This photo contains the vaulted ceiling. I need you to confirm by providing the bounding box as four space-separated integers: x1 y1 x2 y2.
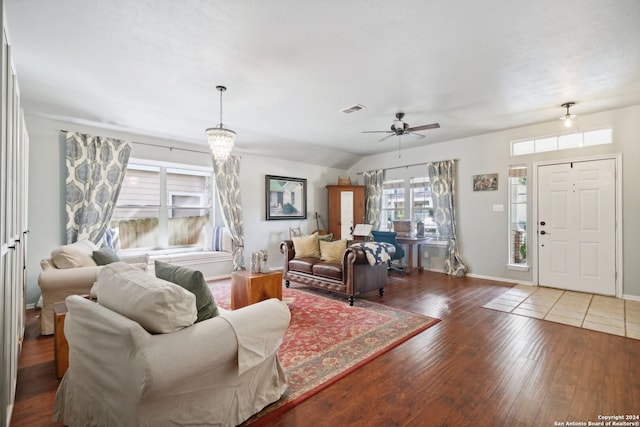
5 0 640 168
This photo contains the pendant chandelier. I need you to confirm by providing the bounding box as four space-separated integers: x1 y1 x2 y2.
206 85 236 162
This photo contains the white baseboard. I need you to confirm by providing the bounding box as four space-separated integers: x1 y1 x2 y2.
422 267 535 287
465 272 535 286
457 270 640 301
205 273 232 281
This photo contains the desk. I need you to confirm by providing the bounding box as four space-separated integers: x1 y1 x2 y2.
231 270 283 309
396 236 432 274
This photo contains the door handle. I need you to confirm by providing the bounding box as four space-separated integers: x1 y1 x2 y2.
540 230 547 235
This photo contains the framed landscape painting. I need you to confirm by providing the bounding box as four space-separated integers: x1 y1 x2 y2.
265 175 307 220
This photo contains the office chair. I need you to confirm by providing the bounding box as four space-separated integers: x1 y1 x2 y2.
371 230 405 276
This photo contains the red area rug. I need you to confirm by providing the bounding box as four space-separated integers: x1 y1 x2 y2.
209 281 440 426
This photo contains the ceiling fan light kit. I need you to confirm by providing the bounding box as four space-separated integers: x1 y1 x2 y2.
392 119 408 134
560 102 577 128
206 85 236 162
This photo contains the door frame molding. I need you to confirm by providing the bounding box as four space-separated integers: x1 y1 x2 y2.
532 153 623 297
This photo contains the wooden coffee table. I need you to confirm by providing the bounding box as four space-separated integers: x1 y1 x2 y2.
231 270 283 309
53 295 92 378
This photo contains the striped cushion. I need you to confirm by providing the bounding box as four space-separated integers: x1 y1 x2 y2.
212 226 225 251
203 226 232 252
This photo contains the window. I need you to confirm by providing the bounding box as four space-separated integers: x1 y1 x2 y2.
111 161 214 252
511 127 612 156
381 179 405 231
410 177 437 236
380 176 437 235
508 165 527 267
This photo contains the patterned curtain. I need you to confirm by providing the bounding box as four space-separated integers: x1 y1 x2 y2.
65 132 131 244
212 155 245 271
426 160 468 277
363 169 384 230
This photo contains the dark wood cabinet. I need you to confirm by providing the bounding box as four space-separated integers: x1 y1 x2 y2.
326 185 366 240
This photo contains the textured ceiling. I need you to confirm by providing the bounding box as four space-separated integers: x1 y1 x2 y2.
5 0 640 168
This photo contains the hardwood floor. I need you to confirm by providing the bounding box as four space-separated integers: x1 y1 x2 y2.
11 272 640 426
12 306 64 427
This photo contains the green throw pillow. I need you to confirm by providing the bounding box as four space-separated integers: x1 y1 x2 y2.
92 247 121 265
154 261 219 322
317 232 333 242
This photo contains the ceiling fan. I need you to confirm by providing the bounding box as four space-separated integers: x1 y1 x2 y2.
362 112 440 142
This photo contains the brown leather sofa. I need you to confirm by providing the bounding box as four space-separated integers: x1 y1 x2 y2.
280 240 394 305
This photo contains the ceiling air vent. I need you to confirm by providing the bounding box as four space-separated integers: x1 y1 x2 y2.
340 104 366 114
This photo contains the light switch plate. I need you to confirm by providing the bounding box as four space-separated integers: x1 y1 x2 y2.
493 204 504 212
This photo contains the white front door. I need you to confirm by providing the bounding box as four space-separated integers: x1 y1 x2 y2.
537 159 616 295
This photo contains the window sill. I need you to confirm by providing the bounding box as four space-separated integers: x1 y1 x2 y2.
506 263 530 272
119 245 203 257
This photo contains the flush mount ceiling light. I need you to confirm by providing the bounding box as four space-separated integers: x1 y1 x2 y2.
560 102 577 128
206 85 236 162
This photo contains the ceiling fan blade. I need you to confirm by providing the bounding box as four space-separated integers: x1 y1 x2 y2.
362 130 392 134
378 133 396 142
406 132 426 139
406 123 440 132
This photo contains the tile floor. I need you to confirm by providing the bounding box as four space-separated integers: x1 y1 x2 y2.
483 285 640 340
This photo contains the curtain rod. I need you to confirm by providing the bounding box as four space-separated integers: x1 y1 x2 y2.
356 159 459 175
59 129 211 155
130 140 210 155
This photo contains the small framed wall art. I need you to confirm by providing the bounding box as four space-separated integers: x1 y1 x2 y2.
265 175 307 220
473 173 498 191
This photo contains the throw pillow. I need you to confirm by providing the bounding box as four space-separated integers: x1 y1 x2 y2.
202 225 233 252
102 227 120 252
154 261 219 322
212 226 225 251
96 262 197 334
320 239 347 262
51 240 99 269
292 234 321 258
312 231 333 242
92 247 121 265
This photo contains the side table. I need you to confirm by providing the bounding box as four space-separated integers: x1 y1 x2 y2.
53 301 69 379
231 270 283 309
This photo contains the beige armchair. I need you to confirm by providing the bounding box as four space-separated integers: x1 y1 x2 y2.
53 263 290 426
37 240 148 335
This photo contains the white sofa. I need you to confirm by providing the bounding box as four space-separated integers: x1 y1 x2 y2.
53 263 290 427
37 240 148 335
38 232 234 335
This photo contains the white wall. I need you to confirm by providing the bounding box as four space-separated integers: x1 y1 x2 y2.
238 155 346 271
348 105 640 298
24 114 347 304
25 105 640 304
